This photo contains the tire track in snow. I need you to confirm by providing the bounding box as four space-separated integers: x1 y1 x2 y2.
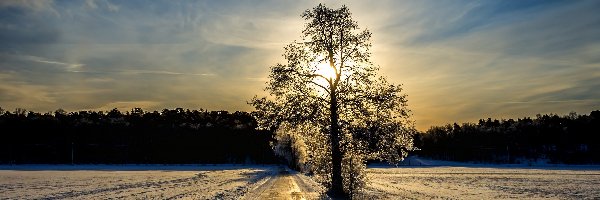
43 173 207 199
242 167 323 199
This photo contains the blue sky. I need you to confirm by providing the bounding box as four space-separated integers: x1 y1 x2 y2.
0 0 599 130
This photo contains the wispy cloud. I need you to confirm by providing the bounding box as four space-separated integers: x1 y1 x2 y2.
0 0 57 14
25 55 84 71
117 69 214 76
361 0 600 129
85 0 119 12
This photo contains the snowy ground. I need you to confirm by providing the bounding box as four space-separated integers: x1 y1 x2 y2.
0 165 279 199
361 159 600 199
2 162 600 199
0 164 324 199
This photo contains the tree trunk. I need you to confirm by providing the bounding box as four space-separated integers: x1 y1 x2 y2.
329 89 346 198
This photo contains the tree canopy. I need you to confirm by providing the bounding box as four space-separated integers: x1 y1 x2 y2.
250 4 415 197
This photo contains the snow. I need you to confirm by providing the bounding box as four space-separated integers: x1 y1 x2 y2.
361 159 600 199
241 168 325 199
391 156 600 170
0 164 277 199
0 164 273 171
2 162 600 199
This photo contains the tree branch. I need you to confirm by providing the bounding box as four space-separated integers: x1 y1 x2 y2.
307 80 331 94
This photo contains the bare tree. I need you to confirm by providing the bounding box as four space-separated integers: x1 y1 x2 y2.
250 4 415 197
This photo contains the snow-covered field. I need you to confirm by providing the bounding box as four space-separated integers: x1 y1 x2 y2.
2 163 600 199
0 165 277 199
362 166 600 199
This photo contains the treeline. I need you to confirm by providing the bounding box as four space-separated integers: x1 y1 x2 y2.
0 107 277 164
413 110 600 164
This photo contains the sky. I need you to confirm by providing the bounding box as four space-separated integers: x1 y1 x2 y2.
0 0 599 131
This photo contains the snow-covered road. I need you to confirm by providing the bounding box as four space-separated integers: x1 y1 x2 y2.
242 166 324 200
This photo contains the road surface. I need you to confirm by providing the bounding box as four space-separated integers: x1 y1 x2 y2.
242 166 324 200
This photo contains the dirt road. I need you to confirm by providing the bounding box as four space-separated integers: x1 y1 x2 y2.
242 167 323 200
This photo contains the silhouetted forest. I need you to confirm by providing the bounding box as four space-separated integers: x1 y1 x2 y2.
414 110 600 164
3 107 599 165
0 108 276 164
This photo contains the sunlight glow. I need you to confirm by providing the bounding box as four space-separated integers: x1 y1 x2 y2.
316 62 336 80
312 62 337 94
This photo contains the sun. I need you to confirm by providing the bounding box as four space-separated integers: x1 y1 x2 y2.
316 62 337 81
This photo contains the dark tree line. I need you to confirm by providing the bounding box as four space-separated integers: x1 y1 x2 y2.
0 107 277 164
414 110 600 164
